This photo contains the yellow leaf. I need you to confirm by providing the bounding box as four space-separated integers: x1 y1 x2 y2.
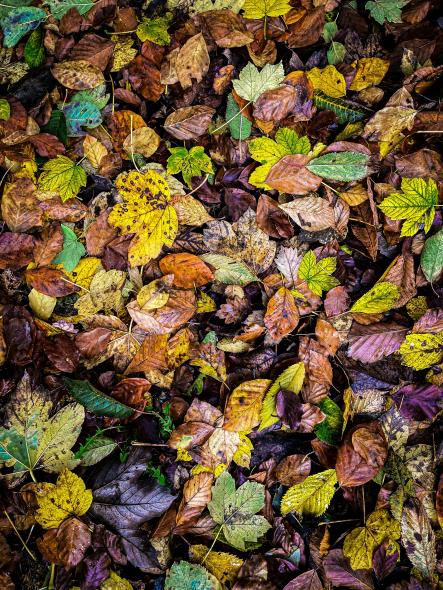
339 184 368 206
350 282 400 314
350 58 390 91
75 269 126 315
224 379 271 433
100 571 133 590
66 257 103 290
196 291 217 313
343 509 400 569
259 362 305 430
399 333 443 370
242 0 291 19
307 65 346 98
123 126 161 159
137 279 170 310
35 469 92 529
83 135 108 169
110 36 137 72
172 193 213 226
109 170 178 267
38 155 87 202
232 433 253 468
281 469 337 517
28 288 56 320
190 544 243 585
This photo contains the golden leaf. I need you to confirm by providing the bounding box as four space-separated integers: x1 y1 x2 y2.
224 379 271 433
307 65 346 98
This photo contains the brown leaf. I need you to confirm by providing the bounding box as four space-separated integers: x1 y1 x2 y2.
298 336 332 404
128 56 164 101
33 224 64 267
176 472 214 527
111 377 151 406
274 454 311 487
1 177 43 232
336 422 387 487
69 34 114 70
37 518 91 569
38 197 88 223
43 334 80 373
164 105 215 140
203 10 254 48
0 232 35 269
29 133 66 158
213 64 235 94
125 334 169 375
257 195 294 239
25 268 79 297
287 8 325 48
266 155 322 195
86 209 118 256
279 194 335 231
253 85 300 123
159 253 214 289
264 287 299 343
51 60 105 90
315 318 340 355
175 33 210 89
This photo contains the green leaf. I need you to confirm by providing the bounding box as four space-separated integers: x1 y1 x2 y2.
365 0 410 24
200 254 258 286
281 469 337 516
41 110 67 144
0 6 46 48
45 0 93 19
314 92 367 124
259 362 305 430
62 99 102 137
306 151 370 181
421 228 443 283
327 41 346 65
166 146 213 188
351 281 400 314
38 155 87 202
233 61 285 103
52 224 86 272
165 562 221 590
398 333 443 370
24 27 44 68
62 378 134 419
378 178 438 237
208 471 271 551
225 94 251 141
323 21 338 43
0 98 10 120
242 0 291 19
298 250 339 297
74 432 117 467
136 16 171 46
0 0 32 19
314 397 343 445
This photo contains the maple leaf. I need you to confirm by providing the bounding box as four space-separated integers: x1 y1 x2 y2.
208 471 271 550
38 155 87 202
108 169 178 267
233 62 285 103
365 0 410 24
167 146 214 188
242 0 291 19
52 223 86 272
298 250 340 296
35 469 93 529
378 178 438 237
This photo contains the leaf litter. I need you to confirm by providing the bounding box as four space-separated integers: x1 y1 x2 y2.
0 0 442 589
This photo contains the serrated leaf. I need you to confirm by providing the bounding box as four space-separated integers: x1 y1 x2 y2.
233 61 285 103
35 469 93 529
306 151 369 181
208 471 271 551
38 155 87 202
225 94 251 140
0 373 84 478
0 6 46 48
259 362 305 430
351 282 400 314
109 169 178 267
165 561 221 590
136 16 171 46
398 333 443 370
281 469 337 516
314 92 367 124
0 98 10 120
62 378 134 419
52 224 86 272
343 509 400 570
167 146 213 188
421 228 443 283
242 0 291 19
24 27 44 68
401 499 436 579
46 0 93 19
74 434 117 467
365 0 409 24
378 178 437 237
298 250 340 297
314 397 343 445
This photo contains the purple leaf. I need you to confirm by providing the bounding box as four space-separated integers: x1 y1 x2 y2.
276 389 304 429
324 549 374 590
347 322 408 363
392 383 443 421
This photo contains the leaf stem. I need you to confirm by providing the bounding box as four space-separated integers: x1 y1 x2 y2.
211 101 252 134
3 511 37 561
